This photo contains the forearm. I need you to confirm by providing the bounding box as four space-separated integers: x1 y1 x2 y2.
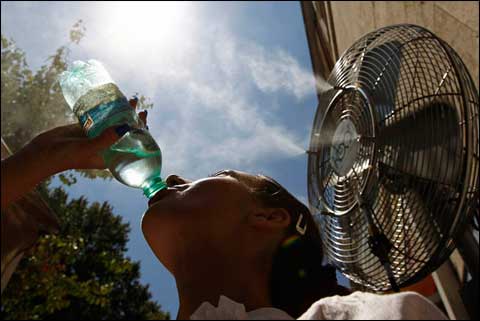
1 140 61 210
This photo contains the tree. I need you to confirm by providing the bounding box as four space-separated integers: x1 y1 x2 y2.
1 20 154 184
1 183 170 320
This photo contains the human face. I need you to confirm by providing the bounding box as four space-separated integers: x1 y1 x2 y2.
141 170 267 272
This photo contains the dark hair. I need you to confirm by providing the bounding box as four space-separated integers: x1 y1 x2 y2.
253 175 351 318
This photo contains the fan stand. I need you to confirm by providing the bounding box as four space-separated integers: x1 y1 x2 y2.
357 195 400 292
365 211 400 292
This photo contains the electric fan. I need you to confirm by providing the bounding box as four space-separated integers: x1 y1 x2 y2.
307 24 479 291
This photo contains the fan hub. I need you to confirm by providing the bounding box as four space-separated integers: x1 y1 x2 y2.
318 86 376 215
330 118 360 177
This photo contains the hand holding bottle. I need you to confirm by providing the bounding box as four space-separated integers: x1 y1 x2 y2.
32 98 148 172
1 98 148 209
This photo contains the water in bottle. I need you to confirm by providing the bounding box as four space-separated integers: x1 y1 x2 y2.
59 59 167 198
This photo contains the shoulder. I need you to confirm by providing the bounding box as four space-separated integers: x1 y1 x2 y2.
190 296 295 320
298 291 448 320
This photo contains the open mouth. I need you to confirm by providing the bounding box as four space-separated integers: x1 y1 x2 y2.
148 188 177 207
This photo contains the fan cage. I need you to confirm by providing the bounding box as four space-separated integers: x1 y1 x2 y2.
308 24 479 291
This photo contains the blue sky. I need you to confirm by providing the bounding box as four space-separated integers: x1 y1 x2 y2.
2 1 347 316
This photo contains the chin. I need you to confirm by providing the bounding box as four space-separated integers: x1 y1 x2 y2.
143 200 176 221
141 205 172 234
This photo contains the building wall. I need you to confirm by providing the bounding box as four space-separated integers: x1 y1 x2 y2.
327 1 479 88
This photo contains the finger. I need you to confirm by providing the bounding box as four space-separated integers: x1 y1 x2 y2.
46 123 84 138
63 123 85 137
129 96 138 110
138 110 148 126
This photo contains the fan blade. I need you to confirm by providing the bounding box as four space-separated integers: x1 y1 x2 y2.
377 101 462 186
371 102 462 258
371 180 445 274
358 40 403 120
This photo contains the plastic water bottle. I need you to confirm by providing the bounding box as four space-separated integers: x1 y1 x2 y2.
59 59 167 198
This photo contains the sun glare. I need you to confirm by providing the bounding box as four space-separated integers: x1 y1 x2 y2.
100 1 194 53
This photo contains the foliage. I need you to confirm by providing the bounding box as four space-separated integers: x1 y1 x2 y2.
1 184 169 320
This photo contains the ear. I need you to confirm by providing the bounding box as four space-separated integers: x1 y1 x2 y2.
248 207 291 231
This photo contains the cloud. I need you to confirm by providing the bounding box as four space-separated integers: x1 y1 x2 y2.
3 3 320 180
78 4 316 179
242 44 316 100
154 76 307 178
152 32 312 178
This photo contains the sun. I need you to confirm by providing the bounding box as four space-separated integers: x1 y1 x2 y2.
100 2 194 54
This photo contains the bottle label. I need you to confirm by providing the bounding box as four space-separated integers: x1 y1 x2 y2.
79 98 133 137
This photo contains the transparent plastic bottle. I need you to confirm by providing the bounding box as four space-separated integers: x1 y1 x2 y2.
59 59 167 198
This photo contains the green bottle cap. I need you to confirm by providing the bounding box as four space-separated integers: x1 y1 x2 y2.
142 177 168 199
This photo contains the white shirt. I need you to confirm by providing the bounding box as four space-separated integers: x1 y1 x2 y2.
190 292 448 320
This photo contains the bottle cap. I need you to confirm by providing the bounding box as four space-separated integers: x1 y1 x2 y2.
143 176 168 199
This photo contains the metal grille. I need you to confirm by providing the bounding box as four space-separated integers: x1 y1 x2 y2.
308 24 479 291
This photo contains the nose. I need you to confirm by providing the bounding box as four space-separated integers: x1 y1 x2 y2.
166 174 191 187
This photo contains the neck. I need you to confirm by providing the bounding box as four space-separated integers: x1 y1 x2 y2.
175 258 272 320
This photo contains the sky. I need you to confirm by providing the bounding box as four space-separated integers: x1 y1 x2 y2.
1 1 347 316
